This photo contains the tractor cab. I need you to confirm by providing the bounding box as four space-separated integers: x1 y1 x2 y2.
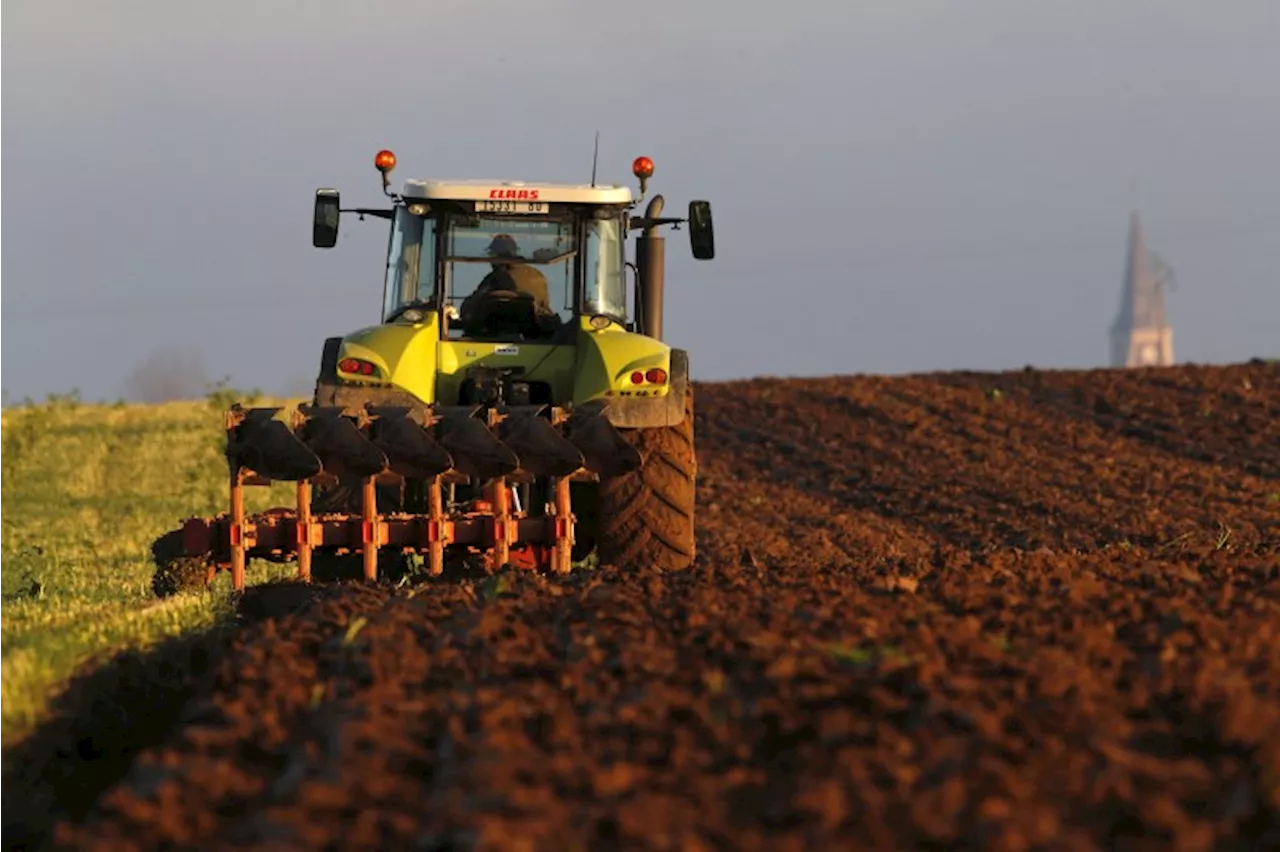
378 179 636 345
313 151 714 349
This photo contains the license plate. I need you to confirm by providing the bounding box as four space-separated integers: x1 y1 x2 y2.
476 200 548 214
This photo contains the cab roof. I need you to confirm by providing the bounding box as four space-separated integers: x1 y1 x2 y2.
402 179 634 205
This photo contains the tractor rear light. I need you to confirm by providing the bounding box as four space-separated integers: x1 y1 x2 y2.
338 358 379 378
630 371 645 385
645 368 667 385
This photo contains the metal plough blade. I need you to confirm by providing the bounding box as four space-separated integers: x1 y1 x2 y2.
365 406 455 479
295 405 389 479
499 408 585 478
434 408 520 480
566 410 643 477
227 407 323 481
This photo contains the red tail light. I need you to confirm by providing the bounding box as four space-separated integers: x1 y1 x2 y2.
338 358 379 377
645 368 668 385
630 371 645 385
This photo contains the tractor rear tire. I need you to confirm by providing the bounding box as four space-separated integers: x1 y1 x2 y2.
595 386 697 571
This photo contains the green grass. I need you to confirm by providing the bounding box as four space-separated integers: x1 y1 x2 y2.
1 394 302 744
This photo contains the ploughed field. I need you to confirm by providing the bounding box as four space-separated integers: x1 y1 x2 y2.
15 362 1280 850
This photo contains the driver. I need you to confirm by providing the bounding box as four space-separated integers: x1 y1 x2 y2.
459 234 558 335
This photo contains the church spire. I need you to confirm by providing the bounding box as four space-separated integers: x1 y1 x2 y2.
1110 211 1174 367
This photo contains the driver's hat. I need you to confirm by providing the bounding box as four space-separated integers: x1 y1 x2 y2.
486 234 520 258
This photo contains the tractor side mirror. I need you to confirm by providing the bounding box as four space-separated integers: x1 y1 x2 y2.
313 189 341 248
688 200 715 260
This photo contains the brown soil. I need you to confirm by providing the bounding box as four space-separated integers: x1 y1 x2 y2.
10 362 1280 851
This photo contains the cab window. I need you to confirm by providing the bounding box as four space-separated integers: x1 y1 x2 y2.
442 215 576 340
382 208 437 321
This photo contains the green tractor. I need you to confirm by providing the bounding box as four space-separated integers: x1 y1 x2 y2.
152 149 715 593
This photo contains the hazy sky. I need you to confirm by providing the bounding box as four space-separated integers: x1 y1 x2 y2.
3 0 1277 402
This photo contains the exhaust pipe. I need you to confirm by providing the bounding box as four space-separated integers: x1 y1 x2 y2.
636 195 666 341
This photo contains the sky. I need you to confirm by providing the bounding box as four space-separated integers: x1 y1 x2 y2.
3 0 1277 402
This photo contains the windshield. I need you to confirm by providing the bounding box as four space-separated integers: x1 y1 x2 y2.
583 215 626 320
383 208 438 320
380 207 629 334
443 216 576 339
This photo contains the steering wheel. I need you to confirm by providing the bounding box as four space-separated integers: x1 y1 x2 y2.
466 289 543 338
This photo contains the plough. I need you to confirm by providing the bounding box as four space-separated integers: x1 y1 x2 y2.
170 401 640 590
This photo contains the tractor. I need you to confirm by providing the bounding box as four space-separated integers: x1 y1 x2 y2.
151 149 714 594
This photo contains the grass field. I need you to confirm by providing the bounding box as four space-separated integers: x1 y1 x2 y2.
0 392 302 743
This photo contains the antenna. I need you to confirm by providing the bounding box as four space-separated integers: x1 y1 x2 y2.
590 131 600 187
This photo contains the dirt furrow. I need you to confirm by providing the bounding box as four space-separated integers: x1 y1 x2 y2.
15 361 1278 851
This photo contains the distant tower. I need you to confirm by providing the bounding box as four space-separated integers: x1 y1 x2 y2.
1110 211 1175 368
